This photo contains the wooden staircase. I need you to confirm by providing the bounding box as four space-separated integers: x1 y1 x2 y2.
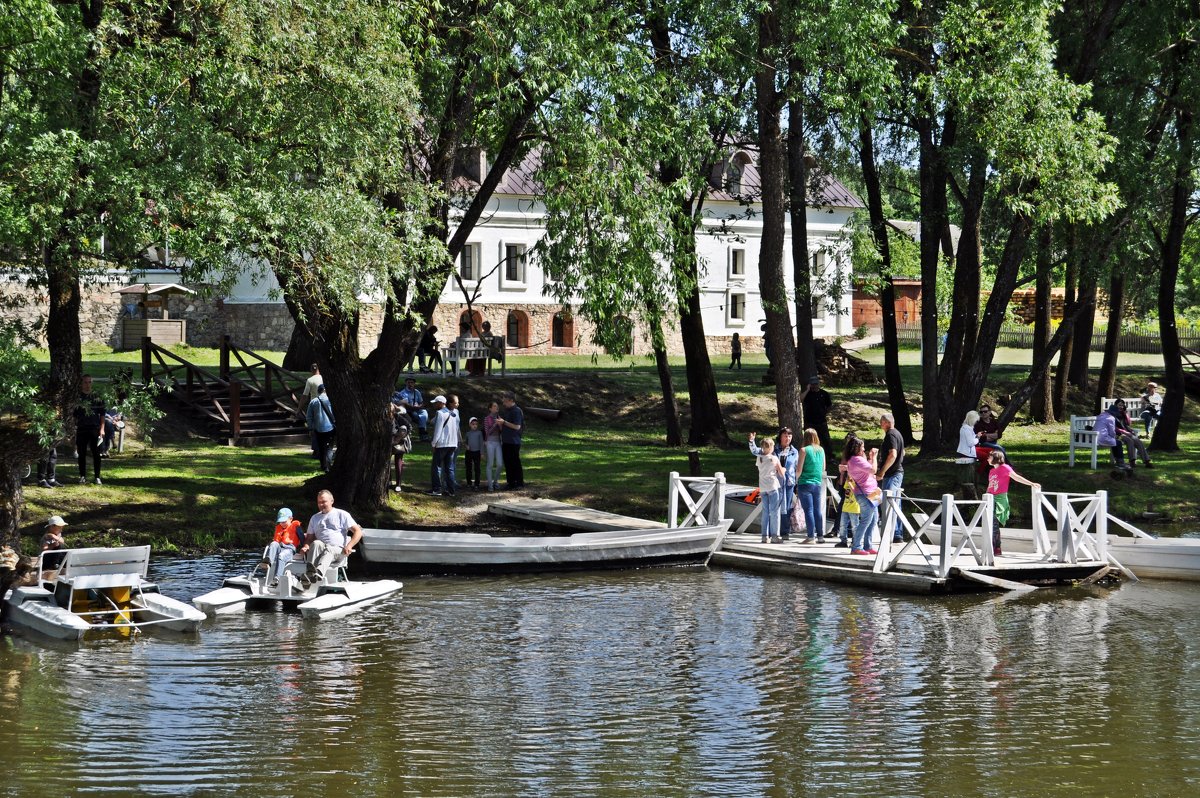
142 336 310 446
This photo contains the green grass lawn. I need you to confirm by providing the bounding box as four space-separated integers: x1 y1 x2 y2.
16 342 1197 553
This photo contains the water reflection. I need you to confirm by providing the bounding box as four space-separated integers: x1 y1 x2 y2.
1 559 1199 796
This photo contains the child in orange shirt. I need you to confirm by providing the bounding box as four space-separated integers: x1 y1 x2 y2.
266 507 303 588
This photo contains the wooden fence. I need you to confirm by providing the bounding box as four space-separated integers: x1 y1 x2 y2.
893 325 1200 355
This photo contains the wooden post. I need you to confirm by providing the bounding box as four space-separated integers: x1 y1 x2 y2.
141 337 152 383
713 472 726 523
687 450 702 477
668 471 680 527
1094 490 1108 562
938 494 953 578
220 335 231 381
982 493 995 566
1058 493 1074 564
230 381 242 444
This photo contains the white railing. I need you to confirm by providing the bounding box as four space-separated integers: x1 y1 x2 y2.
668 471 727 528
876 489 997 577
1029 489 1137 582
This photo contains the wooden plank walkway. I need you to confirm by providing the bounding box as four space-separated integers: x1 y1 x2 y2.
488 498 667 533
712 533 1109 594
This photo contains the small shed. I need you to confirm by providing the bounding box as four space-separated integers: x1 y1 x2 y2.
114 283 195 350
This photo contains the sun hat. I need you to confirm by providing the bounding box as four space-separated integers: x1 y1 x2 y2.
45 515 68 527
469 416 478 423
1147 381 1158 388
276 508 293 523
432 394 447 404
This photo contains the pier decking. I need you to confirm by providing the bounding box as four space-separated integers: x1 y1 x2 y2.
489 498 667 532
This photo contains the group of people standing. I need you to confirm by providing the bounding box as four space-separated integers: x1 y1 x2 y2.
747 427 829 545
390 382 526 495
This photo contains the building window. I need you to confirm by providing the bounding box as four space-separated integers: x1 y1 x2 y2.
459 244 480 283
552 310 575 348
809 252 826 320
502 243 527 287
727 292 746 326
506 310 529 349
729 248 745 279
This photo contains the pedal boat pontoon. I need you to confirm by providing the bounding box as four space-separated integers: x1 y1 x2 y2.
192 550 402 620
3 546 205 641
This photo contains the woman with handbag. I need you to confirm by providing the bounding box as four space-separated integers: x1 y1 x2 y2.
840 435 880 555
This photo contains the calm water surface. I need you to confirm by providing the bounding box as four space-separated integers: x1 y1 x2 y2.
1 555 1198 797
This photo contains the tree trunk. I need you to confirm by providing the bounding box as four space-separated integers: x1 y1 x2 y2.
0 462 26 549
44 245 83 417
858 119 912 443
941 151 985 415
997 297 1086 429
1150 109 1193 452
1095 270 1125 408
652 339 683 447
917 117 950 448
282 323 316 372
1052 248 1078 418
756 4 801 430
942 212 1033 443
1068 276 1097 390
787 80 817 383
672 214 728 446
1030 226 1055 422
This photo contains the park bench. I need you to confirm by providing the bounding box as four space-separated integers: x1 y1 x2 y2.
1070 398 1152 469
1068 415 1100 468
440 336 506 377
1101 395 1156 434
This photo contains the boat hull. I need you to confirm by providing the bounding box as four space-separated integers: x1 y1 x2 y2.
192 574 403 620
358 521 732 575
4 585 204 639
991 527 1200 582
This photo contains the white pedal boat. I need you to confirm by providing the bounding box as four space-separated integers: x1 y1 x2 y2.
3 546 205 641
192 552 402 620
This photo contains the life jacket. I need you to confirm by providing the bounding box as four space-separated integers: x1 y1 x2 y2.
274 519 302 547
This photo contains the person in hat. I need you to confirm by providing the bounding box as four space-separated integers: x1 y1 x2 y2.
40 515 69 581
800 375 833 456
266 508 303 589
1141 382 1163 435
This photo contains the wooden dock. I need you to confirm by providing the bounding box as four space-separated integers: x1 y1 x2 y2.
711 533 1108 595
486 476 1117 594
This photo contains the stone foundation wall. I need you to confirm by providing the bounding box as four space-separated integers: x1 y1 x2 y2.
4 284 752 358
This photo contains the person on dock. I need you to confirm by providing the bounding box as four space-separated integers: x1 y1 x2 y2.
985 450 1039 557
265 508 303 589
729 332 742 370
1111 399 1153 469
840 435 880 555
795 428 827 544
301 490 362 587
748 433 786 543
833 468 859 548
499 392 526 490
1141 382 1162 435
483 401 504 491
749 427 798 540
73 374 106 485
875 413 905 543
393 377 429 440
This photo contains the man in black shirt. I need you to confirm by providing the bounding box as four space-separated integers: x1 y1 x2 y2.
800 376 833 456
875 413 905 543
73 374 106 485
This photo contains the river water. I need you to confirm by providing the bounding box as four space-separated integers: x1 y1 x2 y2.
2 555 1198 797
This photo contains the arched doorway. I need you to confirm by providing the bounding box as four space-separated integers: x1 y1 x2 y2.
505 310 529 350
552 310 575 348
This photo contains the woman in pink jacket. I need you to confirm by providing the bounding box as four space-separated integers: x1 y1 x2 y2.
840 435 880 555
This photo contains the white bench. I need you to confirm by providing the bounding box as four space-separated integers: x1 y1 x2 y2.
1068 415 1099 468
440 336 506 377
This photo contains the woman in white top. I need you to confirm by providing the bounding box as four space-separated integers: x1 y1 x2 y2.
749 433 786 544
957 411 981 461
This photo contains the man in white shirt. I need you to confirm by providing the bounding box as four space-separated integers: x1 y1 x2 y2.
429 394 461 496
301 489 362 585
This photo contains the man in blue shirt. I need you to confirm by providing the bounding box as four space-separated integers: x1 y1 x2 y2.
498 392 525 489
392 377 429 440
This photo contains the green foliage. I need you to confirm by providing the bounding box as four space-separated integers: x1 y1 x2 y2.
0 323 59 447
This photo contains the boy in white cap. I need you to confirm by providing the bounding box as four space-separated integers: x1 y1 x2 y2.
40 515 69 581
266 507 303 589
